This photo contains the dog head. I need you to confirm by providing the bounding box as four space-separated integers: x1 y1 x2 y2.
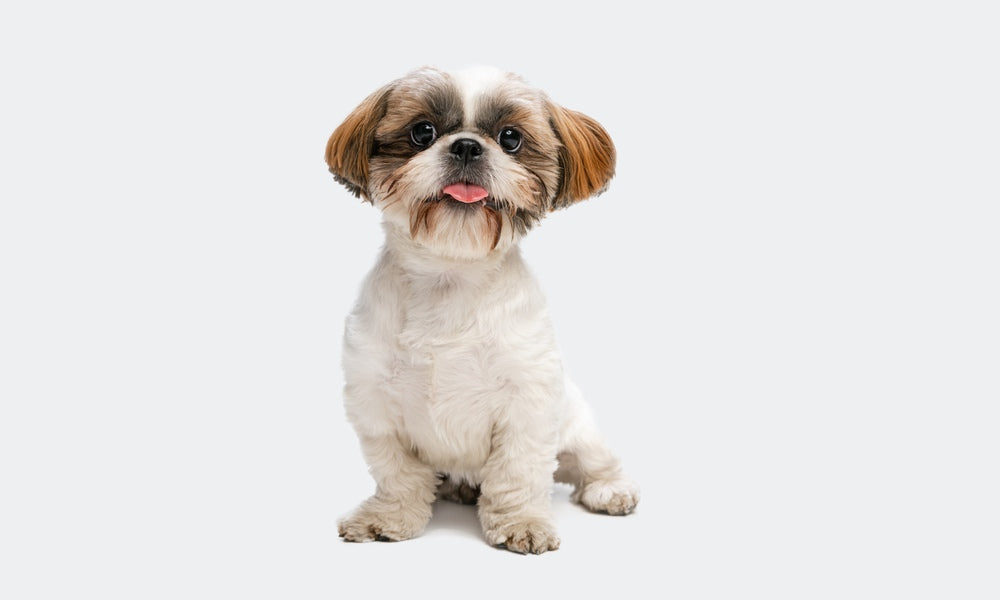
326 66 615 259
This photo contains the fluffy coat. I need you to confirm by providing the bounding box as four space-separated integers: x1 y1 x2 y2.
328 67 638 554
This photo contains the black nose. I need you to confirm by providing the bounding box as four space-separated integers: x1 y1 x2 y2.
450 138 482 164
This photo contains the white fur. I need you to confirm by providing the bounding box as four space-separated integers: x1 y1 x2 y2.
453 65 509 126
337 70 638 554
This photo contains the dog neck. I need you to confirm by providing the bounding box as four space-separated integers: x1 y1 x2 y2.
382 222 520 286
379 221 542 344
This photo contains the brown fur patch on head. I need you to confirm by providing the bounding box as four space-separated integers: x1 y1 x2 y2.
466 81 563 227
547 102 616 210
367 70 463 200
374 70 463 150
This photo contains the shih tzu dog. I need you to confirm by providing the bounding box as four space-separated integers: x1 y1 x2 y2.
327 66 638 554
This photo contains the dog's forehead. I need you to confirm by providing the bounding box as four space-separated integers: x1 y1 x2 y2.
452 66 509 111
391 67 541 129
453 67 541 123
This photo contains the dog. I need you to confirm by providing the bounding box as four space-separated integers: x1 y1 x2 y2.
326 66 638 554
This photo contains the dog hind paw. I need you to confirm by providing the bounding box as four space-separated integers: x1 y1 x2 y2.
576 478 640 516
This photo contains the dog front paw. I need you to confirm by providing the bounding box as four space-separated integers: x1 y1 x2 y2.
484 519 560 554
338 502 430 542
575 478 640 515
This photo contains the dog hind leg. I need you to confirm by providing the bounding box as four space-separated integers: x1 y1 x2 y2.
555 381 639 516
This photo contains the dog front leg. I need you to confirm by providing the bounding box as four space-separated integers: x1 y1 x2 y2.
338 433 438 543
477 420 560 554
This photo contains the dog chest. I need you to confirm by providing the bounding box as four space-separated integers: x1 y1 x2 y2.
345 246 563 470
389 343 516 470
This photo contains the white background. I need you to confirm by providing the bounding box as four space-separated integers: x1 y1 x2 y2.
1 1 997 598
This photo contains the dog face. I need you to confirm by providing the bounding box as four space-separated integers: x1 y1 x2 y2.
326 66 615 259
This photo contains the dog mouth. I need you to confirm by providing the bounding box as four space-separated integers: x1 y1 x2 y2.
442 182 489 205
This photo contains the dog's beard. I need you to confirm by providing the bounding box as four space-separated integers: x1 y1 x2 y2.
408 198 505 254
374 157 546 258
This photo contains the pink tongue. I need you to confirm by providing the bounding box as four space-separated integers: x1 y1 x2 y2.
443 183 489 203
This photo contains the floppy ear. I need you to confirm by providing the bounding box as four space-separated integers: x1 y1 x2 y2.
325 84 393 202
547 102 616 210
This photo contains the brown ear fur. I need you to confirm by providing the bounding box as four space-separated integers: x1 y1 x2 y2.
548 103 616 210
325 84 393 201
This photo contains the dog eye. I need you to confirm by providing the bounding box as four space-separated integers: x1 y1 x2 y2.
497 127 522 153
410 121 437 147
